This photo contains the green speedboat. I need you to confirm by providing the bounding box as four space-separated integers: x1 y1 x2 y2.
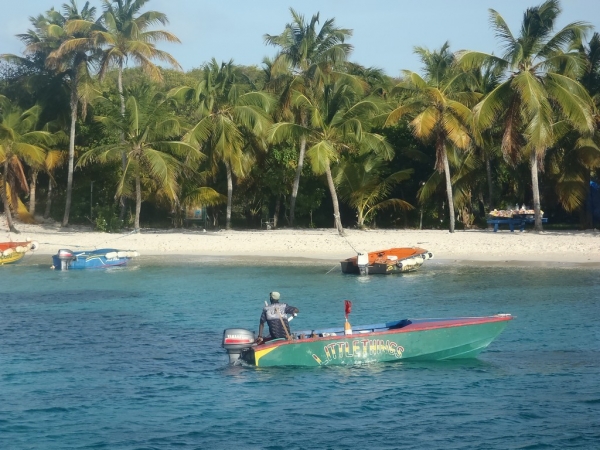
222 314 513 367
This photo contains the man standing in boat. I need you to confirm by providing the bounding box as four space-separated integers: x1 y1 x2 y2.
256 292 299 343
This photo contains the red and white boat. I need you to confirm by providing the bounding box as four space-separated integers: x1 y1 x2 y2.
341 247 433 275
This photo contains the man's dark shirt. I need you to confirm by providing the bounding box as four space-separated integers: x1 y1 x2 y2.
260 302 296 339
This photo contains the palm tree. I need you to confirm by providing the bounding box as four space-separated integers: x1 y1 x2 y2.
459 0 595 231
334 154 414 228
547 129 600 223
2 2 97 227
28 145 65 218
0 101 51 232
466 62 503 210
91 0 181 117
26 1 99 227
62 0 182 115
61 0 181 218
385 43 475 233
78 84 199 230
173 59 273 230
270 77 392 235
265 8 353 226
572 32 600 228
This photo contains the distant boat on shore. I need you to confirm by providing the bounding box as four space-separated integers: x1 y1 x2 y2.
51 248 139 270
0 240 39 265
340 247 433 275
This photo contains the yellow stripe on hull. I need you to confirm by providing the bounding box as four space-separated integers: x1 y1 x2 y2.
0 252 25 265
254 345 279 366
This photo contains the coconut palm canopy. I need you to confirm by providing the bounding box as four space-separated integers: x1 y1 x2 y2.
459 0 595 230
1 0 599 232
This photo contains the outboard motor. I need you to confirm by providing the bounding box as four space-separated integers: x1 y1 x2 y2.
357 252 369 275
57 249 76 270
222 328 255 364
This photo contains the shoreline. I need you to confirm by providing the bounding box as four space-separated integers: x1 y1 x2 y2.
3 218 600 267
18 253 600 269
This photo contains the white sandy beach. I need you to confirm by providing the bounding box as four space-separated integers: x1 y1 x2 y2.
3 216 600 265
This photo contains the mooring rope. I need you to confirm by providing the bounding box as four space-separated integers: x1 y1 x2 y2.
324 226 361 274
340 232 360 255
325 264 339 274
38 228 139 250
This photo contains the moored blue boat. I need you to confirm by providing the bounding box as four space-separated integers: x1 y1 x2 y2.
223 314 513 367
51 248 139 270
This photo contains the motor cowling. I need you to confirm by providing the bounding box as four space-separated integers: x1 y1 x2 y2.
57 249 75 260
57 249 76 270
222 328 255 364
357 252 369 275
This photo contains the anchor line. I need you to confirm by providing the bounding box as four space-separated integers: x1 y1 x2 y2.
323 231 359 274
106 228 139 241
325 264 339 274
39 228 138 250
341 233 360 255
39 242 85 247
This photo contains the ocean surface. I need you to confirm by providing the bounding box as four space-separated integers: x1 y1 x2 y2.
1 256 599 449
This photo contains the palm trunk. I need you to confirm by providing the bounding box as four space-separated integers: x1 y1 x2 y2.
274 195 281 228
2 159 18 233
29 169 38 217
289 115 307 227
580 170 592 230
62 75 78 227
324 163 344 236
485 153 493 210
530 151 543 232
225 161 233 230
357 207 365 228
44 178 53 219
118 64 128 221
134 171 141 231
441 144 455 233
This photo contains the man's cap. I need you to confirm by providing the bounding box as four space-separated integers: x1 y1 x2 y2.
270 291 281 300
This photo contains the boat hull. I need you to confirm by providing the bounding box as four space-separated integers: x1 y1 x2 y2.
244 316 511 367
51 248 137 270
0 240 38 265
341 260 420 274
0 251 25 265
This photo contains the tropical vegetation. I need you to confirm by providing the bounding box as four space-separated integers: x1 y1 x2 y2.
1 0 599 233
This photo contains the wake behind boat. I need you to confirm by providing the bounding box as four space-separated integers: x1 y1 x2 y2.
0 239 39 265
223 314 512 367
341 247 434 275
51 248 139 270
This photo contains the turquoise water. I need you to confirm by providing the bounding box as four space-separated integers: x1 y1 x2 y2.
1 257 600 449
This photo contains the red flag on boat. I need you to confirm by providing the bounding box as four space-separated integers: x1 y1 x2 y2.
344 300 352 319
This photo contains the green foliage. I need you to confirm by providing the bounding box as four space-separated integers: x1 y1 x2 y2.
93 204 122 232
1 0 599 231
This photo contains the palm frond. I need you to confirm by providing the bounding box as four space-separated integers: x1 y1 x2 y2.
306 141 336 175
545 73 594 132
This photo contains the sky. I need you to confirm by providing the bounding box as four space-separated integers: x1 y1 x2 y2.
2 0 600 77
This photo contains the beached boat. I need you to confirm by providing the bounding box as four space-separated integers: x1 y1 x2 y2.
0 240 39 265
51 248 139 270
340 247 434 275
222 314 512 367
